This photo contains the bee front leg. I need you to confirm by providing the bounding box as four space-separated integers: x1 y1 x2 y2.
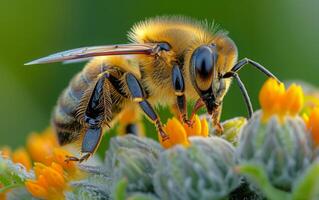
125 73 169 141
211 103 223 135
171 64 192 126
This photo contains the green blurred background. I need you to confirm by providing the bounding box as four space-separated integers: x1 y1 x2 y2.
1 0 318 148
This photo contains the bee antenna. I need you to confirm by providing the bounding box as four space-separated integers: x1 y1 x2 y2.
223 71 253 118
230 58 281 84
222 58 281 118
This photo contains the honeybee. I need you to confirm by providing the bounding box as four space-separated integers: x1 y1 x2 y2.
26 16 279 162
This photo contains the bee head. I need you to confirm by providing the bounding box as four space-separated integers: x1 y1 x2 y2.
190 44 226 114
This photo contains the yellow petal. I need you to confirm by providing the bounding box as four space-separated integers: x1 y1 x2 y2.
302 113 309 125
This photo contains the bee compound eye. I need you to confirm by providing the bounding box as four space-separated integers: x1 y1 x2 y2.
191 45 217 91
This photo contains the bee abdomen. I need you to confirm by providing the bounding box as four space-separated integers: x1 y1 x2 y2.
56 70 95 118
52 66 104 145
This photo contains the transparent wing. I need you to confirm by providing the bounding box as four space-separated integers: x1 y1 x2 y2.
25 43 158 65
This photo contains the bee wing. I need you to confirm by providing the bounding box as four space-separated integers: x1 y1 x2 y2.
62 58 92 65
25 43 158 65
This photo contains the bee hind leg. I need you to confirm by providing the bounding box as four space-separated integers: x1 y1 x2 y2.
64 127 103 163
70 73 108 163
80 127 103 161
65 153 91 163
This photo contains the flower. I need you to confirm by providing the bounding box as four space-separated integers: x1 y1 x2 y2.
305 107 319 146
160 117 189 148
237 111 312 191
154 137 240 200
0 127 84 200
25 162 67 200
236 79 313 191
259 78 304 122
183 114 208 137
23 129 83 200
159 115 208 148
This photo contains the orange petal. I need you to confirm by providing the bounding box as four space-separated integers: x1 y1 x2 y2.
42 166 65 188
183 115 201 137
33 162 48 177
283 84 304 116
27 133 55 165
161 118 189 148
51 162 64 175
307 107 319 146
12 148 32 171
37 175 49 188
52 148 75 170
25 180 48 199
259 78 285 121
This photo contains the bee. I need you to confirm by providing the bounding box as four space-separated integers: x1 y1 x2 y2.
26 16 279 162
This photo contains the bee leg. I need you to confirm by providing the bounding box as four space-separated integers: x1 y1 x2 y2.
77 74 109 162
171 64 192 126
65 153 92 163
80 127 102 160
125 73 169 141
190 98 205 119
211 103 223 135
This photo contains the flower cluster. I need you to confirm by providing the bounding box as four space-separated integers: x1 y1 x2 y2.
0 128 82 200
305 107 319 146
259 78 304 122
2 78 319 200
160 114 208 148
